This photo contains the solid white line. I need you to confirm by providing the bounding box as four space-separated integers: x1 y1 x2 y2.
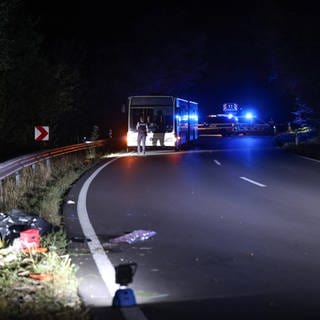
298 155 320 163
240 176 267 187
77 158 119 300
77 157 150 320
214 159 221 166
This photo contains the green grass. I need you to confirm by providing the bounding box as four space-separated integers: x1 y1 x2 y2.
0 232 91 319
281 136 320 161
0 152 103 319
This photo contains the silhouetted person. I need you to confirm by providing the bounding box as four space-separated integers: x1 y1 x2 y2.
153 112 165 147
136 116 148 154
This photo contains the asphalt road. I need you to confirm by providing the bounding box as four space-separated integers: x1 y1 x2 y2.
63 135 320 319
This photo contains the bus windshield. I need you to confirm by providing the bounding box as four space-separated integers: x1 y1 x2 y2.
129 104 174 133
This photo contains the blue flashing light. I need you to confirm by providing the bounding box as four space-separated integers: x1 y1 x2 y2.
189 114 199 121
227 113 233 119
245 112 254 120
176 114 199 121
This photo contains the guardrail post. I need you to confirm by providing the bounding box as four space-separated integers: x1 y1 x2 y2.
0 179 3 205
295 133 299 145
15 171 20 186
46 158 51 171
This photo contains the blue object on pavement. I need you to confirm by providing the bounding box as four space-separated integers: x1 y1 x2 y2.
112 287 136 307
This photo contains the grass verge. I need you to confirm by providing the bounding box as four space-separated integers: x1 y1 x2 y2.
0 153 102 319
279 136 320 161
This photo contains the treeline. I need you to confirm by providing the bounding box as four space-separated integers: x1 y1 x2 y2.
0 1 209 161
253 2 320 122
0 0 87 161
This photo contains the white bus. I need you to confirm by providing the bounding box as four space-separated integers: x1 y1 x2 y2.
126 95 199 150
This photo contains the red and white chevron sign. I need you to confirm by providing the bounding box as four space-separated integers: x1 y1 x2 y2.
34 126 49 141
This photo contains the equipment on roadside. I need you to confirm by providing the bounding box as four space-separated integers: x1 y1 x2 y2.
112 262 138 307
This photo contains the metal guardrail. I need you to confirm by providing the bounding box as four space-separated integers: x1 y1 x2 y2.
0 140 107 181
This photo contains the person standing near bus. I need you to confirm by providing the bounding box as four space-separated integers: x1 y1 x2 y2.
136 116 148 154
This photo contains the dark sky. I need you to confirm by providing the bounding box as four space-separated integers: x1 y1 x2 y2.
26 0 314 122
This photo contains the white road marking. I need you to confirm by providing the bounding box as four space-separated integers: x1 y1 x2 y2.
77 157 150 319
214 159 221 166
77 158 119 299
240 176 267 187
298 155 320 163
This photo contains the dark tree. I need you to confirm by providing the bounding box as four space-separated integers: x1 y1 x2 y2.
254 1 320 121
0 0 80 159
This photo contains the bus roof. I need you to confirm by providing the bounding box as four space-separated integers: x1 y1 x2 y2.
129 95 198 106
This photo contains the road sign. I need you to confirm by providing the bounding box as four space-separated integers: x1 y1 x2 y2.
35 126 49 141
223 103 238 113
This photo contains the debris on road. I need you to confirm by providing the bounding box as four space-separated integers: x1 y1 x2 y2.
109 230 157 244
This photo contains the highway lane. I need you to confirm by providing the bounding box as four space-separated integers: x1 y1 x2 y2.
65 135 320 319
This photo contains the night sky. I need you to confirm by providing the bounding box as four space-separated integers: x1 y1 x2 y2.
24 0 320 126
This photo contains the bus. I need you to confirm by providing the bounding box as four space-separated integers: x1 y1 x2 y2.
126 95 199 150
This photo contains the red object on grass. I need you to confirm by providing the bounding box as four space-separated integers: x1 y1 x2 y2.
20 229 40 249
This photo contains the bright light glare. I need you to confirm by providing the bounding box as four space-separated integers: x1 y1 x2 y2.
189 114 199 121
176 114 199 121
245 112 253 119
